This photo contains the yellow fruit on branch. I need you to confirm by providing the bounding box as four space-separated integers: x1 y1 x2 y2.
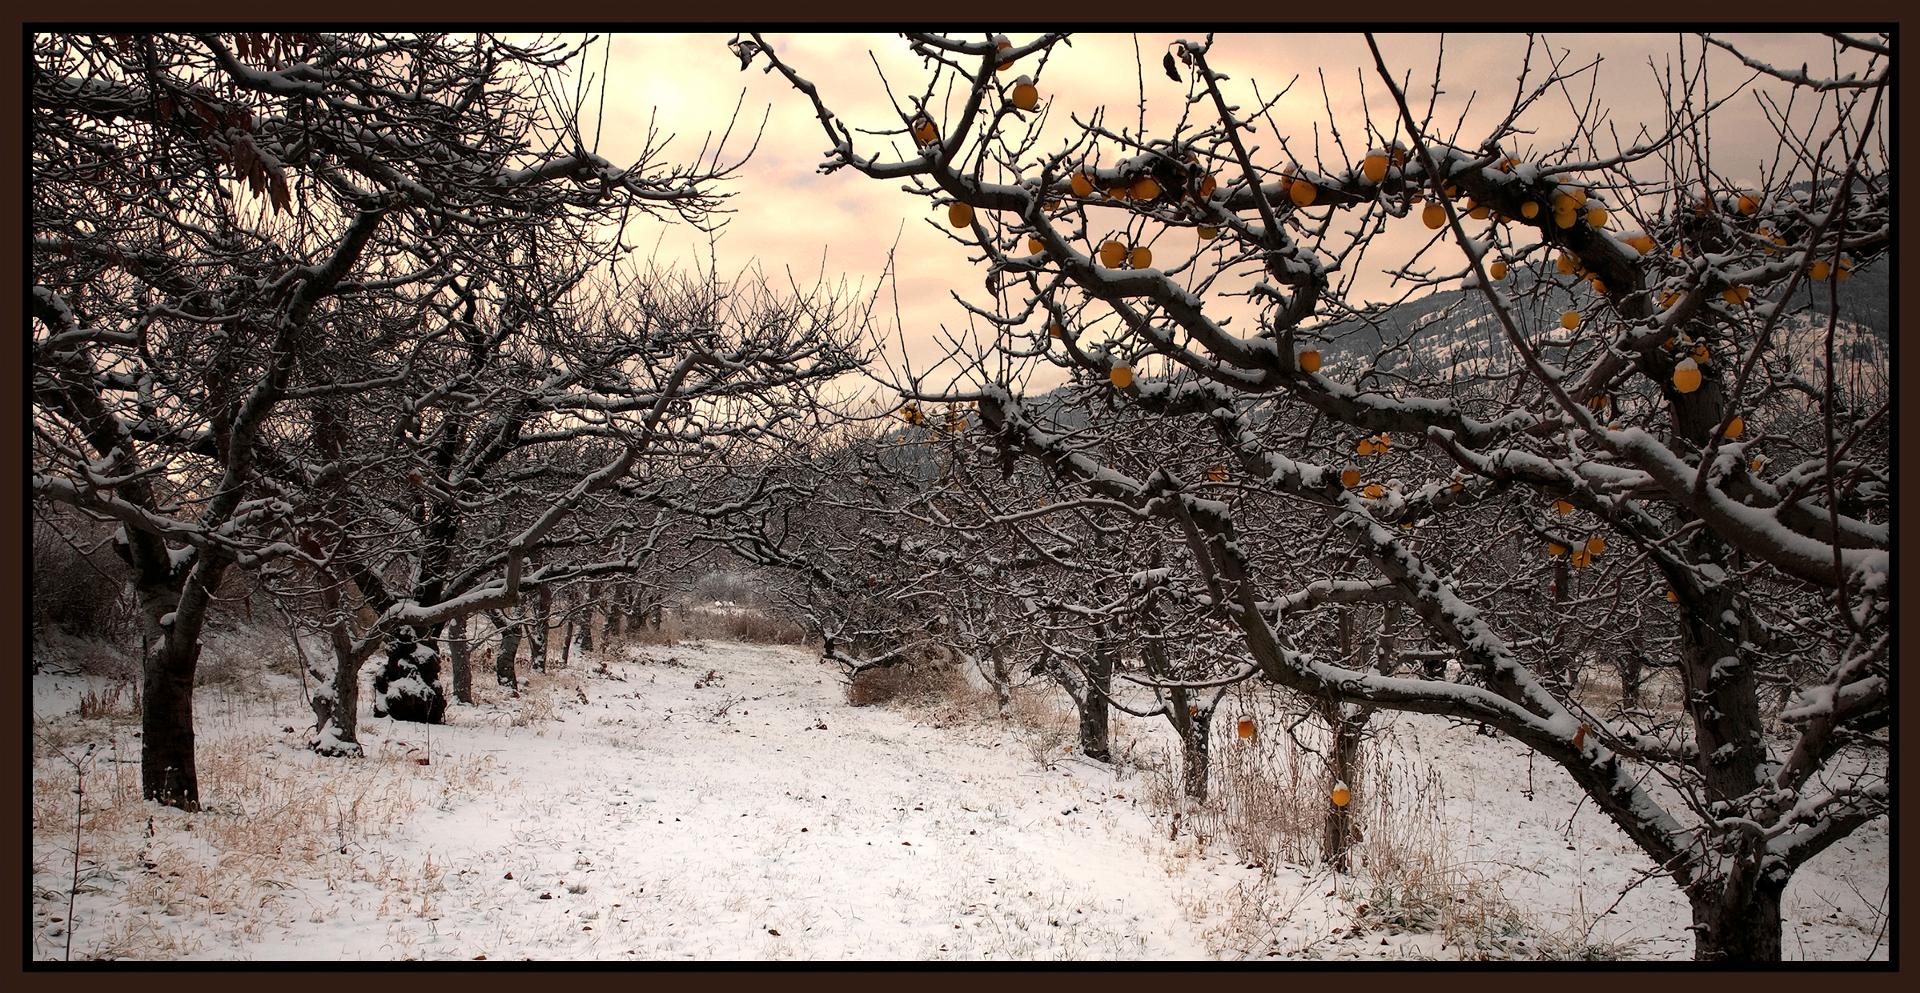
1331 783 1352 807
1724 415 1745 439
1556 253 1577 275
1570 548 1592 569
1207 464 1228 483
1691 343 1711 364
1553 498 1575 516
1547 542 1568 557
1586 535 1607 555
1362 483 1385 499
1521 201 1541 219
1586 207 1609 228
1666 588 1680 603
1468 202 1490 220
1289 180 1317 207
901 403 923 424
1561 311 1581 331
1027 236 1045 255
1357 438 1375 456
1128 246 1153 269
1422 203 1446 229
1736 193 1759 215
1554 208 1578 229
1098 240 1127 268
1237 719 1256 739
1340 468 1362 488
1130 177 1162 201
1109 364 1134 389
994 35 1015 72
911 118 939 145
1489 261 1509 281
1196 173 1219 198
1672 358 1703 393
1198 225 1219 241
1010 78 1039 111
1361 153 1389 183
947 202 975 228
1106 185 1128 200
1070 172 1095 198
1048 322 1065 339
1809 260 1832 281
1625 234 1656 254
1299 349 1322 373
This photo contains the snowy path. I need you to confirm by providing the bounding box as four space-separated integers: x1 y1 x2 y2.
32 638 1886 961
224 642 1242 961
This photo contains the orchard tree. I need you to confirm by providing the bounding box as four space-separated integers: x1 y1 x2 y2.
742 31 1889 961
31 31 752 804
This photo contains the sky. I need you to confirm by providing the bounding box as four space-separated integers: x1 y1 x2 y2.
569 31 1879 393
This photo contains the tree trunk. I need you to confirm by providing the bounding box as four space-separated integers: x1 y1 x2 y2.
130 549 225 811
1077 639 1113 762
579 583 597 653
446 614 473 705
1690 871 1786 962
988 643 1012 718
530 584 551 673
311 578 363 757
1180 710 1211 803
371 626 447 724
1323 708 1366 871
1321 613 1365 870
492 611 521 690
1545 557 1571 695
1618 650 1644 709
141 633 200 809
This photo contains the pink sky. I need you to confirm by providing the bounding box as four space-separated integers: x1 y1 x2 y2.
580 32 1875 392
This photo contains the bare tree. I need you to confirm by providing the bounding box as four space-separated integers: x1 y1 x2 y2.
31 30 753 802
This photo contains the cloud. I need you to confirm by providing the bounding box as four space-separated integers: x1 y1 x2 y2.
580 31 1876 385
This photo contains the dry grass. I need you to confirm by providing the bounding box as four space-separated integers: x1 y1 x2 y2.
848 659 968 709
1134 690 1591 960
624 607 811 648
29 629 540 961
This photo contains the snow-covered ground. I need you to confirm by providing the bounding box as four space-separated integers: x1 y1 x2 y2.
29 637 1888 961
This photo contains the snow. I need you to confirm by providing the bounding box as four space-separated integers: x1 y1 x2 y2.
30 640 1887 961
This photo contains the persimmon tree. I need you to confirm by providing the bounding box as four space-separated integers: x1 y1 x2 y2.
742 30 1889 961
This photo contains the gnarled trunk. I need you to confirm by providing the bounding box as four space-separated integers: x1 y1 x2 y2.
492 611 521 690
446 615 473 705
529 584 551 673
1322 709 1365 871
1690 868 1787 962
1076 639 1113 762
311 579 363 757
1179 711 1211 803
141 633 200 809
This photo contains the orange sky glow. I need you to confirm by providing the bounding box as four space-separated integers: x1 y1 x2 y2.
566 31 1876 400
